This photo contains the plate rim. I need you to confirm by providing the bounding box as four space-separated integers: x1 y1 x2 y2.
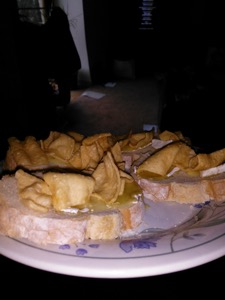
1 231 225 278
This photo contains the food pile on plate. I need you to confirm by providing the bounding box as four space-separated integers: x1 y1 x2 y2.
0 129 225 245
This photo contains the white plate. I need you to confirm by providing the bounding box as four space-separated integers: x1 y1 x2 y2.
1 198 225 278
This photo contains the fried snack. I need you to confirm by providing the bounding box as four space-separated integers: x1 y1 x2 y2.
15 169 95 212
69 133 116 172
4 131 118 173
136 141 185 178
110 142 126 171
159 130 186 142
189 148 225 171
136 139 225 179
15 169 52 213
14 147 138 213
69 143 102 171
118 131 154 151
41 131 76 162
4 136 49 170
43 172 95 211
3 129 193 176
150 130 191 151
172 143 196 171
91 151 125 204
66 131 85 142
82 132 115 148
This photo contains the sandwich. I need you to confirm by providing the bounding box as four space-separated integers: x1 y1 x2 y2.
2 130 160 246
133 140 225 204
0 151 144 245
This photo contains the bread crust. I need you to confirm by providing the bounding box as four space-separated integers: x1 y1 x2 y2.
0 175 144 245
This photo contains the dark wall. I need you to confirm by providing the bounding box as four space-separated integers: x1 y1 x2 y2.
83 0 141 83
159 1 225 152
0 1 24 158
83 0 112 84
0 2 54 159
83 0 222 82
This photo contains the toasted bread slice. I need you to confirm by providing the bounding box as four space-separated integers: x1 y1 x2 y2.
0 175 144 245
135 170 225 204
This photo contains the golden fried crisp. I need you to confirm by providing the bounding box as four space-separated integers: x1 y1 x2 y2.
137 139 225 178
137 141 184 178
189 148 225 171
158 130 184 141
66 131 85 142
41 131 76 162
172 143 196 170
6 136 48 169
82 132 115 147
91 151 134 204
43 172 95 211
110 142 125 171
69 143 103 171
69 133 116 172
15 169 52 212
119 131 154 151
91 151 123 204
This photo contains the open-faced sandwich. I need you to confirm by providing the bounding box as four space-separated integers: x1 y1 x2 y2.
133 139 225 204
0 147 144 245
1 130 154 245
1 129 225 246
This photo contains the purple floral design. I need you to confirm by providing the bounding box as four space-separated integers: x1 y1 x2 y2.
76 248 88 256
119 238 158 253
59 244 71 250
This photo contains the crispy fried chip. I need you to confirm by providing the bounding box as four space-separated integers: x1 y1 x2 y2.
69 133 116 172
82 132 115 149
43 172 95 211
137 138 225 178
189 148 225 171
137 141 184 177
41 131 76 162
119 131 154 151
15 169 52 212
7 136 48 168
68 150 83 170
172 143 196 170
7 137 30 167
110 142 125 171
159 130 185 141
66 131 85 142
69 143 104 171
91 152 122 203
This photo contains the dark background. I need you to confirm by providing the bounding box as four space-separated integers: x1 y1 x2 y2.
83 0 225 152
1 0 225 158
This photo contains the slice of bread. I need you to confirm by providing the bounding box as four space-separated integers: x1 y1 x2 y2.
135 170 225 204
0 174 144 245
131 138 225 204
